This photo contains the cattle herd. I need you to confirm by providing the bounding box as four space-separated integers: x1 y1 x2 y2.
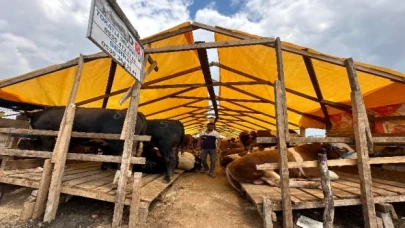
15 106 359 191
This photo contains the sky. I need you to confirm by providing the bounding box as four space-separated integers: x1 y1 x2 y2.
1 0 405 136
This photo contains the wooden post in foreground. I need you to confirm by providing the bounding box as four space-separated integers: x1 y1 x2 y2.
274 37 293 228
129 172 142 227
345 58 377 228
43 54 84 222
318 154 334 228
112 81 142 228
32 159 53 219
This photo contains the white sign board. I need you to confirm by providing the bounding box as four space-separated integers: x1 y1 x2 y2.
87 0 144 82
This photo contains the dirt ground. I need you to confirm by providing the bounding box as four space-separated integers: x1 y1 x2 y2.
2 165 405 228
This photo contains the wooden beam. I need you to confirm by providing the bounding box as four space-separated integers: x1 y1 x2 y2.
142 81 265 89
303 56 331 129
217 109 275 128
128 172 142 228
76 87 129 106
146 98 205 117
112 81 142 227
345 57 377 228
139 87 198 107
220 100 299 128
211 62 353 113
0 148 145 164
44 54 85 222
0 128 151 141
194 22 405 83
173 95 264 103
275 37 293 228
144 38 275 54
142 67 201 87
141 24 197 45
0 52 108 89
196 42 219 122
102 61 117 108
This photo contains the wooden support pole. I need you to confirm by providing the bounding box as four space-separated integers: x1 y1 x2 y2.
318 154 334 228
274 36 293 228
32 159 53 219
196 42 219 122
303 56 332 129
112 81 142 228
274 80 292 227
44 54 84 223
263 197 273 228
144 38 274 54
102 61 117 108
345 57 377 228
299 128 306 137
142 67 200 87
129 172 142 228
141 24 197 45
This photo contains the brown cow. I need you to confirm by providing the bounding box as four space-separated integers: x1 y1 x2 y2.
225 143 350 193
184 134 195 151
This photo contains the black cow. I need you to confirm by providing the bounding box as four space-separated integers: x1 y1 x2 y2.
143 119 185 183
25 106 147 170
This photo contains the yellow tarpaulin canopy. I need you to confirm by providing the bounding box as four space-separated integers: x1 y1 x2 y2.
1 22 404 136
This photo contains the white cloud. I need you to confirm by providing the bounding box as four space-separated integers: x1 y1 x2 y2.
0 0 192 79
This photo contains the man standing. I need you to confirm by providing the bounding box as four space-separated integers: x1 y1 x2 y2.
197 123 221 178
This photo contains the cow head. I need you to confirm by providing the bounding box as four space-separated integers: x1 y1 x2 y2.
321 143 357 159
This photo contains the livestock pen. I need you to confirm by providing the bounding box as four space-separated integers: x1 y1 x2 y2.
1 19 405 228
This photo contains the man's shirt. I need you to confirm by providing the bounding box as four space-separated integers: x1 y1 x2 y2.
200 130 221 150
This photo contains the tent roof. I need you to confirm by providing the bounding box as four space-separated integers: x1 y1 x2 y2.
1 21 404 137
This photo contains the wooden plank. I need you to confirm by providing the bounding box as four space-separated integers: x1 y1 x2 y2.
140 171 183 203
75 174 115 190
129 172 142 228
141 24 196 45
0 175 39 188
124 174 161 196
61 186 116 204
337 180 397 196
44 53 84 223
144 38 275 54
0 128 151 141
62 169 105 182
0 149 145 165
346 57 377 228
112 81 141 228
337 172 405 194
289 188 319 202
32 159 53 219
274 37 293 228
0 119 29 128
274 37 292 227
63 171 112 188
263 197 273 228
1 159 42 171
142 81 266 89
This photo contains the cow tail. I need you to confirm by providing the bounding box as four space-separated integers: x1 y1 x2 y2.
225 166 244 195
180 123 185 155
